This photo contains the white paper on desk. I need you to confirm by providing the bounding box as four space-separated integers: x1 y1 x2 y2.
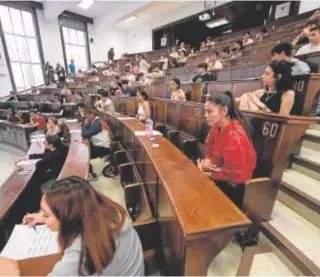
1 225 59 260
65 119 78 123
134 131 163 137
118 117 134 120
16 159 40 167
31 137 46 143
69 129 81 133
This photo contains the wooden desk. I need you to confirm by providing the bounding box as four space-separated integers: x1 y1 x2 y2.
105 112 251 276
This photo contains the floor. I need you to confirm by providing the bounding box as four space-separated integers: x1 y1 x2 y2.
0 144 25 187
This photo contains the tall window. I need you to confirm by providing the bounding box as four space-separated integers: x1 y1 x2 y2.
0 5 44 91
60 17 89 71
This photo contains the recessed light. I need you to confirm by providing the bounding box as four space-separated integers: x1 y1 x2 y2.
78 0 94 9
123 15 138 23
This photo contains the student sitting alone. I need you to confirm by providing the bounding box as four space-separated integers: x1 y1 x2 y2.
236 60 300 115
7 107 23 124
95 89 115 114
170 77 186 101
136 90 151 122
0 176 144 276
198 91 257 208
192 63 210 83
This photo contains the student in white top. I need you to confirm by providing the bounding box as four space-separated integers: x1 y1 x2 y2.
95 89 115 114
159 55 168 71
169 47 179 59
243 31 254 46
177 49 188 65
137 72 151 86
76 69 85 78
136 90 151 122
170 77 186 101
206 51 223 70
139 54 150 75
46 117 61 136
295 26 320 56
123 69 136 86
61 85 72 96
150 65 164 78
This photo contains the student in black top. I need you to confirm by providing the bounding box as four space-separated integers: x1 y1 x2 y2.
55 63 66 83
7 91 18 101
192 63 210 83
220 47 232 60
75 102 86 125
108 47 115 64
236 60 300 115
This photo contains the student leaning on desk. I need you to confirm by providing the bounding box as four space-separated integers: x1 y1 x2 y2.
0 176 144 276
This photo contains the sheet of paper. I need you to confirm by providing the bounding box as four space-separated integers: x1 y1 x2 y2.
69 129 81 133
134 131 163 137
118 117 134 120
1 225 59 260
65 119 78 123
16 159 41 167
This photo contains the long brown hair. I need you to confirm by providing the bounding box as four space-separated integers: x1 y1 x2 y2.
42 176 126 275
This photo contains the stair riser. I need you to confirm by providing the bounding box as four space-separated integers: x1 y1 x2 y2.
277 189 320 229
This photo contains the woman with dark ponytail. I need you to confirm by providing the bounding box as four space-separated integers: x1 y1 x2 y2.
197 91 256 209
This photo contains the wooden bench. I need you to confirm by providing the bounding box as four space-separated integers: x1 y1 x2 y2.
103 112 250 276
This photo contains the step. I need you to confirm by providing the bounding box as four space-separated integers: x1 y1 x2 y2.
292 147 320 182
236 245 298 276
302 129 320 153
280 169 320 228
309 124 320 131
261 201 320 276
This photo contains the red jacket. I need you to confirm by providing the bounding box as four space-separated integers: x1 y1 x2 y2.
205 120 256 185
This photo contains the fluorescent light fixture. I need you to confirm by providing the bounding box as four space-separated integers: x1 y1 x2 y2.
199 12 211 21
206 18 229 28
78 0 94 9
123 15 138 23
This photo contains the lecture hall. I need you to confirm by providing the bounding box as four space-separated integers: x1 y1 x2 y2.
0 0 319 276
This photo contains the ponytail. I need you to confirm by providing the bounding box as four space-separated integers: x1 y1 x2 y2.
206 91 253 140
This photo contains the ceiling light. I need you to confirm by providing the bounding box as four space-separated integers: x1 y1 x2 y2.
206 18 229 28
123 15 138 23
199 12 211 21
78 0 94 9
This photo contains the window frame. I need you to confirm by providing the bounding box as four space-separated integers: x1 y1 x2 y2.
0 2 45 92
59 16 91 73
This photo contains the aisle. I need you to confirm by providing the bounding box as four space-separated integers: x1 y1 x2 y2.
0 144 25 186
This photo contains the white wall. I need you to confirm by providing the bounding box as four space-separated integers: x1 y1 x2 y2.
0 38 12 97
36 9 64 66
126 29 153 54
299 1 319 14
88 24 128 62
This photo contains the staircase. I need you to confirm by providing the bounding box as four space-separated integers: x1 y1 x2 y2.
208 124 320 276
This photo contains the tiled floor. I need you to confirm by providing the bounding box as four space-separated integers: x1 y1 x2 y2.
0 144 25 186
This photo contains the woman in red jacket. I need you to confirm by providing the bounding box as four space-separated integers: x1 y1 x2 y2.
197 91 257 209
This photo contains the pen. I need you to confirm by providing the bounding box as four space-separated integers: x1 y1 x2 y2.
31 224 38 234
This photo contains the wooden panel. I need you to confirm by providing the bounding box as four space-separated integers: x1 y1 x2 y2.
166 101 182 129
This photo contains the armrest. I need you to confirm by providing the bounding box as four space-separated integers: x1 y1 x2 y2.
243 177 278 222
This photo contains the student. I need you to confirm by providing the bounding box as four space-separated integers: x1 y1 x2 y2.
169 46 179 59
81 107 110 159
30 86 40 94
139 54 150 76
206 37 215 48
45 62 55 85
177 49 187 65
192 63 210 83
242 31 254 46
108 47 115 64
95 89 115 114
231 40 244 59
158 55 168 72
46 117 61 136
121 80 135 96
188 47 197 57
7 107 23 124
271 42 310 75
136 90 151 122
200 41 208 52
137 72 151 86
29 109 47 131
123 69 136 86
29 99 39 111
206 51 223 70
75 91 85 105
197 91 256 209
102 66 116 76
55 63 66 83
0 176 145 276
295 25 320 56
88 72 100 82
61 85 72 96
256 26 269 41
170 77 186 101
7 90 18 101
75 102 86 125
132 63 140 74
76 69 85 78
237 60 300 115
68 59 76 78
150 65 164 77
220 47 232 60
292 19 318 47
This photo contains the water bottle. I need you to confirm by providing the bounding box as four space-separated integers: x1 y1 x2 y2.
145 118 153 139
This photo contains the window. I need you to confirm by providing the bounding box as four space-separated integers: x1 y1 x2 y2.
0 5 44 91
60 17 90 72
